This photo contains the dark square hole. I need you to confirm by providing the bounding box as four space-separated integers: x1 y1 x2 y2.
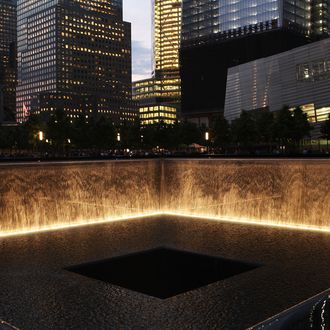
67 248 260 299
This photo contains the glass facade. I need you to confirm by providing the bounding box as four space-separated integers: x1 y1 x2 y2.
224 38 330 124
311 0 330 36
180 0 329 120
16 0 136 123
218 0 280 31
133 0 181 126
182 0 328 43
0 0 16 123
297 59 330 81
139 104 177 126
153 0 182 73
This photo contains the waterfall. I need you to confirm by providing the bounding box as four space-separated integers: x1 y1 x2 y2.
0 159 329 236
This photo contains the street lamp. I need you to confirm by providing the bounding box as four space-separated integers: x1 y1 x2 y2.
38 131 44 141
205 131 210 154
117 132 121 142
205 131 209 142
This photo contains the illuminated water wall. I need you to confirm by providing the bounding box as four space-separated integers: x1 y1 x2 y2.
0 160 161 235
163 159 330 228
0 159 329 235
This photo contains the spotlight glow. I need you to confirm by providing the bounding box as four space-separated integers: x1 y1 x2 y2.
2 211 330 239
0 212 163 238
164 212 330 234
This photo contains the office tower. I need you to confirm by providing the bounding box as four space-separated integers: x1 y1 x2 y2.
311 0 330 36
16 0 136 124
180 0 330 126
0 0 16 123
133 0 181 126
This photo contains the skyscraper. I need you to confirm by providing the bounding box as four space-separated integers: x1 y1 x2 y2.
16 0 136 124
133 0 181 126
182 0 316 42
0 0 16 123
180 0 330 125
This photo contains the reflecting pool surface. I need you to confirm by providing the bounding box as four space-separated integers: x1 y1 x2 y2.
2 215 330 329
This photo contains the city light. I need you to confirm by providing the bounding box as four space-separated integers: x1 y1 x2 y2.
38 131 44 141
1 0 330 329
2 210 330 238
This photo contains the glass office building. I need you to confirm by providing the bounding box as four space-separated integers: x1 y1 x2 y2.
133 0 181 126
180 0 330 124
182 0 328 44
0 0 16 123
16 0 136 123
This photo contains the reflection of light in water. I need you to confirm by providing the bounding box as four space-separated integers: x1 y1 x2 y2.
309 294 330 329
321 298 327 330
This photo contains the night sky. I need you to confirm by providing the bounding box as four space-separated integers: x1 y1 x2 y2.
123 0 152 81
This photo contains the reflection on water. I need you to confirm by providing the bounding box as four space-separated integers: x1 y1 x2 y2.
0 159 329 235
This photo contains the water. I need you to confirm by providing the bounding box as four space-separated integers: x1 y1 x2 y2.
2 215 330 329
0 160 161 234
0 159 329 235
163 159 330 228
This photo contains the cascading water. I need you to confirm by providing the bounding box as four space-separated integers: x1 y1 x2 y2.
0 159 329 236
0 160 161 235
163 159 330 228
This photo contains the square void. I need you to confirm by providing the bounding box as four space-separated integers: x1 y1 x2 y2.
67 248 260 299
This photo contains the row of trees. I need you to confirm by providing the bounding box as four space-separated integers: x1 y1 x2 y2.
0 109 204 151
0 107 330 152
213 106 314 150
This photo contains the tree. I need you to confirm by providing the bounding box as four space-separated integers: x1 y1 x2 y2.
255 110 275 146
321 114 330 148
231 111 258 147
71 116 91 149
177 121 202 146
273 106 294 147
120 121 140 149
140 123 167 149
47 109 71 150
291 106 311 146
0 125 17 149
213 115 231 148
23 114 46 148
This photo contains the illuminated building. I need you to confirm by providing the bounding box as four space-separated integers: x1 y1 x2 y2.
311 0 330 37
224 37 330 136
133 0 181 126
16 0 136 124
181 0 330 126
0 0 16 123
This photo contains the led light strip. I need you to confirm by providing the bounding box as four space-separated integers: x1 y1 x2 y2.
1 211 330 238
164 212 330 234
0 212 163 238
